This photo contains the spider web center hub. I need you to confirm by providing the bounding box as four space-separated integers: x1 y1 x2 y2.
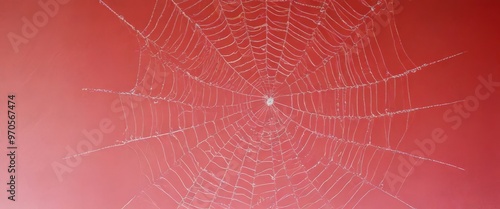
266 97 274 106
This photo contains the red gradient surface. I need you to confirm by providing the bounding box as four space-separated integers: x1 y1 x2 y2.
0 0 499 209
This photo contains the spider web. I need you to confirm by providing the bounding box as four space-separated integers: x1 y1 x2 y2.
80 0 465 208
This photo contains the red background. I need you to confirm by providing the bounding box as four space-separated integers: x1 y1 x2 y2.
0 0 499 208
